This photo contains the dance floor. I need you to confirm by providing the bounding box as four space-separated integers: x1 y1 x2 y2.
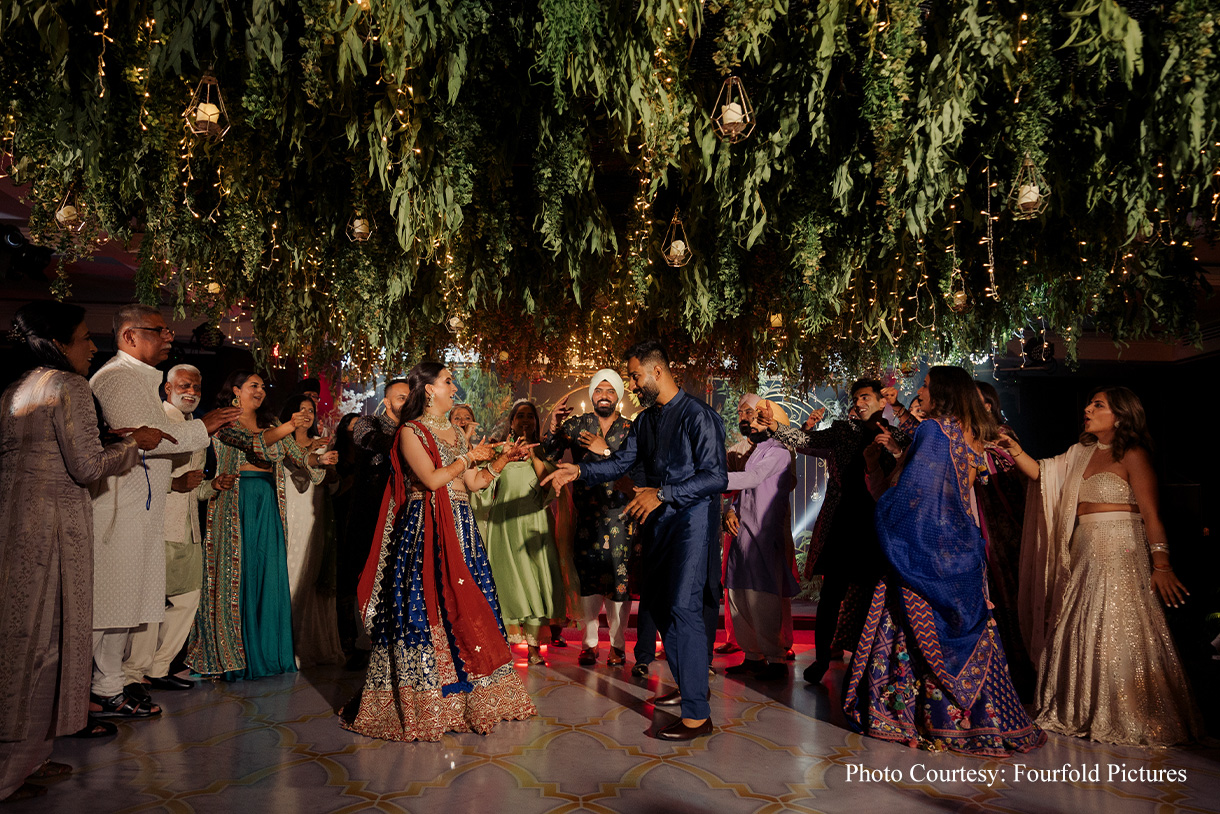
11 634 1219 814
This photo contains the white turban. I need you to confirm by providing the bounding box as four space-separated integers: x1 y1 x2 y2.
738 393 761 411
589 369 625 404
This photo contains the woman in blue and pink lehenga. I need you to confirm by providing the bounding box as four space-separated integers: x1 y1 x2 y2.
844 366 1045 757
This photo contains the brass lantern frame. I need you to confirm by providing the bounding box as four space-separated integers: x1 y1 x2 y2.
54 186 86 233
184 72 231 142
1007 153 1050 220
712 76 756 144
347 211 374 242
662 208 692 267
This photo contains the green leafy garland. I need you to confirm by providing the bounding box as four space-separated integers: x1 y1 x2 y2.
0 0 1214 386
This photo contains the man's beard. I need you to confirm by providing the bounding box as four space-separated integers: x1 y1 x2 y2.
634 380 659 409
170 395 198 415
593 400 616 417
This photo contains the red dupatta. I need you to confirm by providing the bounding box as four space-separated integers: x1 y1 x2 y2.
356 421 510 678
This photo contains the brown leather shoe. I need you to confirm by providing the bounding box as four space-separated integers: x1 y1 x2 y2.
650 689 682 706
577 647 598 665
606 647 626 666
655 718 714 741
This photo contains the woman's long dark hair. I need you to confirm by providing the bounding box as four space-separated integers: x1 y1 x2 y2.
280 393 319 437
399 362 446 426
217 369 274 428
927 365 995 442
1080 386 1153 461
10 300 87 375
506 400 541 445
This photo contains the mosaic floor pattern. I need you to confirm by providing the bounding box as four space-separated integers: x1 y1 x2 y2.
10 638 1218 814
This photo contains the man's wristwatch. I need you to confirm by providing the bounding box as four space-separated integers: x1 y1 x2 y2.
657 485 669 502
599 447 611 457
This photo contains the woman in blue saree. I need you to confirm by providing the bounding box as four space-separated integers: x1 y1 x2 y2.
844 366 1045 756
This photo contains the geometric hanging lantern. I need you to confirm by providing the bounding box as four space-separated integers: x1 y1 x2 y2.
184 71 231 142
346 211 373 242
1007 153 1050 220
711 76 756 144
662 208 692 267
54 186 86 233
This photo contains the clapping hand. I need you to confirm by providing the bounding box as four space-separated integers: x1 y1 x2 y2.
318 449 339 466
212 473 237 492
290 409 312 430
540 462 580 493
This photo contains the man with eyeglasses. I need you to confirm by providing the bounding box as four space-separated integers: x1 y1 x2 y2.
88 305 240 719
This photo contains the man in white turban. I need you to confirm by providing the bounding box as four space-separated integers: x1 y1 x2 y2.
542 369 638 668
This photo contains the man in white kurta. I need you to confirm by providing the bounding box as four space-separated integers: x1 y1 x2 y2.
89 306 238 712
121 365 209 693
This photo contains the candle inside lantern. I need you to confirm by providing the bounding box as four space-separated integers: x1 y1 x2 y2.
195 102 221 126
1017 183 1041 211
721 102 744 124
667 239 687 259
351 217 370 238
55 205 79 226
952 290 968 308
206 282 222 294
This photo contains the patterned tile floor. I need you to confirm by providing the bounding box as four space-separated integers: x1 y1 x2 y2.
11 636 1219 814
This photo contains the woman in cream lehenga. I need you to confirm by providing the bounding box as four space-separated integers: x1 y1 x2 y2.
1006 386 1202 746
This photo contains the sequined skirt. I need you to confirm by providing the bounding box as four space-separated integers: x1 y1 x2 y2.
1035 512 1201 746
341 496 535 742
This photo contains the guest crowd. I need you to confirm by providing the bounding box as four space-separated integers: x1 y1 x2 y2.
0 302 1205 800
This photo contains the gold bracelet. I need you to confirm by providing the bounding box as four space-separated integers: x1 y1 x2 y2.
1153 564 1173 572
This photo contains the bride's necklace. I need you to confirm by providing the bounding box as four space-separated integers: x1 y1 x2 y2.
418 411 452 431
1096 441 1112 450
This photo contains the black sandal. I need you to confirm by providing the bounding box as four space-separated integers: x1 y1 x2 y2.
90 691 161 719
69 715 118 738
2 782 47 802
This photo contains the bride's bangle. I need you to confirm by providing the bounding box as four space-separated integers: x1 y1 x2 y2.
1152 564 1173 572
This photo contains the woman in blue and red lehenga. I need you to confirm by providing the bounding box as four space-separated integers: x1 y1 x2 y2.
844 366 1045 757
340 363 536 741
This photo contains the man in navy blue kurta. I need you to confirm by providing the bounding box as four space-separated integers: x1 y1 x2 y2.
543 341 727 740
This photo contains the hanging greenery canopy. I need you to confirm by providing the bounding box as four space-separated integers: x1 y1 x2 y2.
0 0 1215 384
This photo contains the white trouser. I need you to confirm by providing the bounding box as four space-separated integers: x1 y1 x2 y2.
91 627 134 696
123 589 201 683
727 588 785 662
580 595 631 650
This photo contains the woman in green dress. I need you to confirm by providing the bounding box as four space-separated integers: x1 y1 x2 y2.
188 371 335 680
473 401 564 664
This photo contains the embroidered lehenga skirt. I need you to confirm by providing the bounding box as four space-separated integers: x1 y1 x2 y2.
1035 512 1201 746
844 578 1046 757
341 494 535 742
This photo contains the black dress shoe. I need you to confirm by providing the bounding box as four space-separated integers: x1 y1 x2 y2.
655 718 713 741
631 662 649 678
578 647 599 665
755 662 789 681
803 660 829 684
725 658 766 675
650 689 682 706
124 681 152 703
145 674 195 691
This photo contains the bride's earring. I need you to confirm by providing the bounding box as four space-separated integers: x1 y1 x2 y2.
231 396 240 408
427 391 434 409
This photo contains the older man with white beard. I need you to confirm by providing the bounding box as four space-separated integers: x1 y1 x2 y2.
122 364 233 693
90 306 239 718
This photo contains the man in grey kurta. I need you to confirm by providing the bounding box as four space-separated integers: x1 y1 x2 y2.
89 306 237 713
